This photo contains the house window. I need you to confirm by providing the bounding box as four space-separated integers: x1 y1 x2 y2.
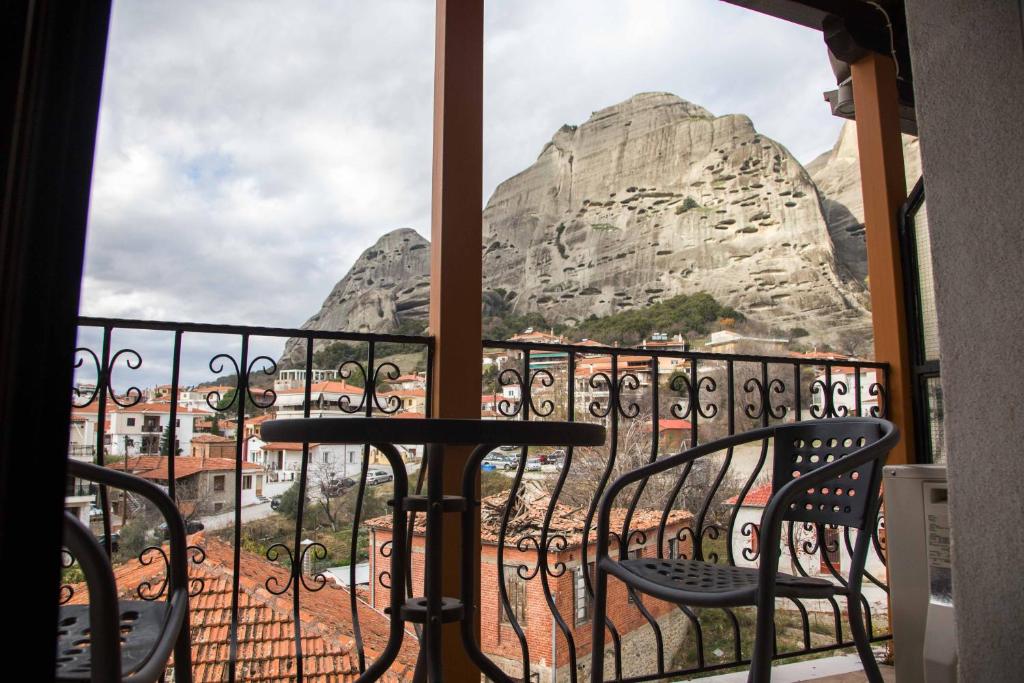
126 417 136 426
574 562 593 626
176 419 180 427
500 566 527 625
819 526 842 573
214 502 224 512
213 475 226 492
668 537 680 560
242 475 252 490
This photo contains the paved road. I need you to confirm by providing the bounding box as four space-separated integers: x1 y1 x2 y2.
199 500 276 530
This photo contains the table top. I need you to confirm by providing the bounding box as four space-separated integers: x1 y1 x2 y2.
261 417 606 447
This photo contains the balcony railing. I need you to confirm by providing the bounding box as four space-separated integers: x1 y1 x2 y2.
481 338 890 682
61 317 889 682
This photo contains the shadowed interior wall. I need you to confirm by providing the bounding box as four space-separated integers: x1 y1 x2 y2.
904 1 1024 678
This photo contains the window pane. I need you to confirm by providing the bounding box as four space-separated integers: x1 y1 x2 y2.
913 199 941 360
925 376 946 463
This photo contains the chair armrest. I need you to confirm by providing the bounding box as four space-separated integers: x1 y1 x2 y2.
62 512 123 681
68 461 191 597
594 426 776 564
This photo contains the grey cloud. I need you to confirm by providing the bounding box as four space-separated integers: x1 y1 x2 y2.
83 0 843 356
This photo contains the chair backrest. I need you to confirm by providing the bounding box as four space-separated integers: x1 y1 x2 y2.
771 419 889 529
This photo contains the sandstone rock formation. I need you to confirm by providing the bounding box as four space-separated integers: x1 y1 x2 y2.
480 93 869 341
287 93 885 361
281 228 429 363
806 121 922 283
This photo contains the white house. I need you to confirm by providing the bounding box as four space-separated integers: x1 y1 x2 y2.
70 402 208 458
258 442 364 483
274 380 366 418
809 366 881 418
728 482 888 614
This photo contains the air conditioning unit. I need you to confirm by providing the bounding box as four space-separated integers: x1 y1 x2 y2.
883 464 956 683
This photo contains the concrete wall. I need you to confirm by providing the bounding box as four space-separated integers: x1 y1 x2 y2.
903 1 1024 678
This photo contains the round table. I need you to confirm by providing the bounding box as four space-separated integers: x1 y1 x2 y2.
260 417 606 683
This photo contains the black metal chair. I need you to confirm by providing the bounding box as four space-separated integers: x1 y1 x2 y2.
57 460 192 682
590 417 898 683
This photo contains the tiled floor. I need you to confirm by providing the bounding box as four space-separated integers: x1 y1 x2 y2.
806 667 895 683
694 654 895 682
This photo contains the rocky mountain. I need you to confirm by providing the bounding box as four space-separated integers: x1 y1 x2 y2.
806 121 921 283
282 228 430 360
287 93 896 361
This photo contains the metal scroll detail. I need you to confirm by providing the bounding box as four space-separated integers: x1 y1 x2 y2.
480 339 892 682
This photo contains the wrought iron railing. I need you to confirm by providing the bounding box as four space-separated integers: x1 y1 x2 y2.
61 318 888 682
479 338 890 682
63 317 433 682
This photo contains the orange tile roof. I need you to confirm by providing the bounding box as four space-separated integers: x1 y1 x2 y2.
644 418 693 433
389 412 425 420
192 434 235 443
367 494 691 549
118 455 261 481
261 442 318 451
726 482 774 507
379 388 425 398
71 402 210 416
67 534 416 681
277 380 364 396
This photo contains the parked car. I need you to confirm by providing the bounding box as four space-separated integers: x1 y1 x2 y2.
88 504 104 519
98 531 120 553
270 496 281 510
482 455 516 471
481 462 496 472
547 449 566 465
157 520 205 538
525 458 542 472
366 469 394 486
324 477 356 497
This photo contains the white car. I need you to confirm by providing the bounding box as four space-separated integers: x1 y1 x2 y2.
366 469 394 486
525 459 542 472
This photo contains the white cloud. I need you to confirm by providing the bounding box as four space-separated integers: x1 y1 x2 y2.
82 0 843 345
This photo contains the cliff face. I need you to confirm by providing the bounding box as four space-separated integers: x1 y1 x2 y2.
806 121 922 283
480 93 869 338
288 93 886 361
281 228 429 363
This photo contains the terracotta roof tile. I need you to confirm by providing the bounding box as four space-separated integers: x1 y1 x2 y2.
116 455 261 481
726 482 774 507
68 533 416 681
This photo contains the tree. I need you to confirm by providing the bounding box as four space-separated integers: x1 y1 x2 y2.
276 481 302 520
310 459 355 532
215 387 272 417
158 425 177 456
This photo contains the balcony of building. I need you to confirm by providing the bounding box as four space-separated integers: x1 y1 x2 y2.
4 1 1022 682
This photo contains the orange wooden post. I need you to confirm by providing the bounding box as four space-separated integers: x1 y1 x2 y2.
430 1 484 680
851 52 915 465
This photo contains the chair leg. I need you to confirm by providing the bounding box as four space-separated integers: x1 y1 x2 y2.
747 600 775 683
590 566 608 683
848 595 883 683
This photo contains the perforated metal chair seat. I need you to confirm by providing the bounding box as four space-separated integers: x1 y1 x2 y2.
56 601 170 681
609 558 838 607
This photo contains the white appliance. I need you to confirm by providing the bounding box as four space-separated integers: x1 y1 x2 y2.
882 464 956 683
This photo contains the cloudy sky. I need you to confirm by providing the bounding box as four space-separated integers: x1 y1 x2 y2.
77 0 843 387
